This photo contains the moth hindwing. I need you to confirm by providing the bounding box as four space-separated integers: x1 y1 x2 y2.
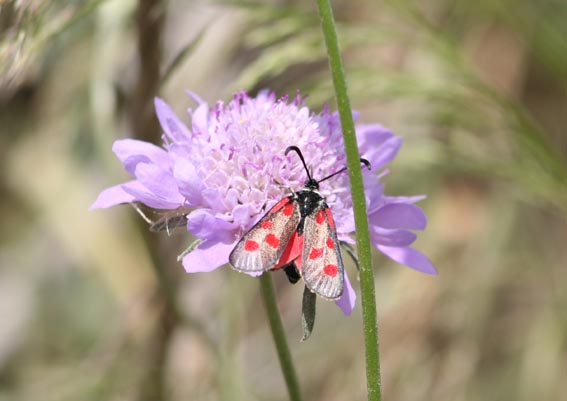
229 197 301 273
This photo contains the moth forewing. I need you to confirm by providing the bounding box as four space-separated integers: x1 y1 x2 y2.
300 205 345 300
229 198 301 273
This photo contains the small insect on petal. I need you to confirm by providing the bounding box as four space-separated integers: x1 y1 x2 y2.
244 240 260 252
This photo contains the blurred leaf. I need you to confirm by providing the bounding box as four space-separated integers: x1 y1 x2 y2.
160 27 207 88
0 0 106 95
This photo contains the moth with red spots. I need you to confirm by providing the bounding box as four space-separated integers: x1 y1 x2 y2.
229 146 370 300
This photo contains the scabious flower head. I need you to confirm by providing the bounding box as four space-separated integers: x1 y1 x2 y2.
91 90 436 315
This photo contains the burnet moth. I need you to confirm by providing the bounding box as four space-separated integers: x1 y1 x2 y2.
229 146 371 300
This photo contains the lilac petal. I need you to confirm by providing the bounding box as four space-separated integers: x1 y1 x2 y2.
334 211 355 235
370 228 417 247
370 203 427 230
121 180 180 209
172 158 204 206
201 187 221 207
112 139 169 175
335 270 356 315
384 194 427 204
182 239 234 273
184 90 206 105
201 187 230 212
369 136 403 171
89 181 138 210
378 246 437 275
232 204 253 229
338 233 356 244
356 124 394 149
134 163 184 204
186 209 234 242
191 102 209 135
364 176 385 211
154 97 191 142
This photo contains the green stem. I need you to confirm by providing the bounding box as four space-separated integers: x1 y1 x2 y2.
316 1 382 400
259 274 303 401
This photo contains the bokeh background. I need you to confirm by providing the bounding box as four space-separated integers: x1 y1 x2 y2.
1 0 566 400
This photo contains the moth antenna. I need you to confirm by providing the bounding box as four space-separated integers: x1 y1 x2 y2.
285 146 313 182
318 158 372 184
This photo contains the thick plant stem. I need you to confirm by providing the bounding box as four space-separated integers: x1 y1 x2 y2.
316 0 382 400
259 274 303 401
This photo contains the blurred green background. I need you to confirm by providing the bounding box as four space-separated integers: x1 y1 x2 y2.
1 0 566 400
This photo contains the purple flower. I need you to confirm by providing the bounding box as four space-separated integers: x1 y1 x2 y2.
91 90 436 315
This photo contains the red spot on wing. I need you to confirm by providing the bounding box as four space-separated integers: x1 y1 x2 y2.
325 209 336 230
283 203 294 216
316 210 325 224
265 233 280 248
244 240 260 252
323 264 338 277
261 221 272 229
326 237 334 249
309 247 324 260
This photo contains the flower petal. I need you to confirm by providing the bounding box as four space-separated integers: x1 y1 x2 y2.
364 176 385 212
356 124 394 150
186 209 234 242
384 194 427 204
232 204 253 229
201 187 222 209
334 209 355 235
369 136 403 171
154 97 191 142
378 246 437 275
370 203 427 230
89 181 138 210
112 139 169 175
337 233 356 244
184 90 206 105
134 163 184 205
370 228 417 247
191 102 209 135
182 239 234 273
335 270 356 315
121 180 180 209
172 157 204 206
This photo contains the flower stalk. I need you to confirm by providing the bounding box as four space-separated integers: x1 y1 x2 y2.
259 273 303 401
316 0 383 400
